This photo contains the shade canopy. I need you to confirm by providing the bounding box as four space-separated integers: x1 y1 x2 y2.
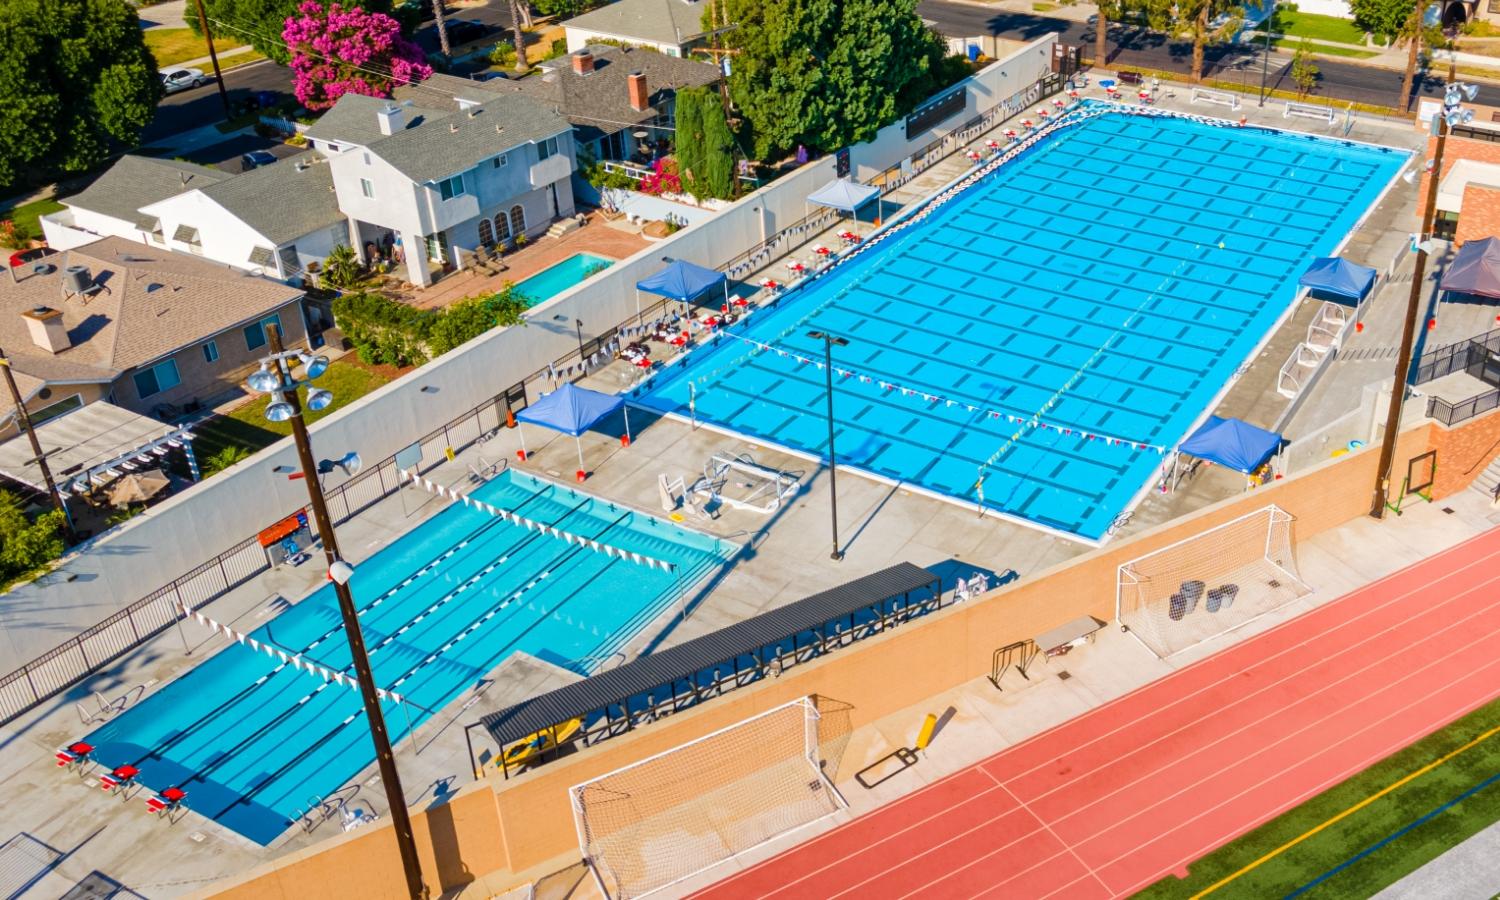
635 259 726 302
108 469 170 506
516 383 624 438
1440 236 1500 300
806 178 881 213
1298 257 1377 301
1179 416 1283 474
0 401 198 494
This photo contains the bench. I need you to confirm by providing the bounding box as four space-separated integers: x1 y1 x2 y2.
1117 71 1143 85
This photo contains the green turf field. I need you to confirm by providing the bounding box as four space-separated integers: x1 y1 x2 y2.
1136 695 1500 898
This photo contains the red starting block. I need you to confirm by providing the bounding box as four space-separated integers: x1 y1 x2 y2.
146 786 186 816
100 763 139 793
55 741 93 768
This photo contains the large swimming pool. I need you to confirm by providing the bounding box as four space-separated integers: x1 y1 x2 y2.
83 470 729 844
631 106 1406 541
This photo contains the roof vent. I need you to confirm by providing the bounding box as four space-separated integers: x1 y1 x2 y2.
468 107 482 118
494 124 505 134
450 122 460 133
295 160 310 172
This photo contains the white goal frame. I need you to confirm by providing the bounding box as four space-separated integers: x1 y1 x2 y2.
1116 504 1310 658
569 696 845 899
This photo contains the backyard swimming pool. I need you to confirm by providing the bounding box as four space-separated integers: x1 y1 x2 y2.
82 470 729 844
514 252 614 307
631 106 1406 541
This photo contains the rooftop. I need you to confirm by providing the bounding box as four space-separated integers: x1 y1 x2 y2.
0 236 304 391
62 156 225 228
311 88 571 184
193 155 343 247
561 0 710 46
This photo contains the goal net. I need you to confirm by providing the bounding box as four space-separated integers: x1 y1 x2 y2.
1116 504 1311 658
570 697 845 898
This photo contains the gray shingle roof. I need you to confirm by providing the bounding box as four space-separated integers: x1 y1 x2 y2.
319 88 570 184
172 224 199 243
505 45 720 141
64 156 225 225
562 0 708 46
200 155 343 247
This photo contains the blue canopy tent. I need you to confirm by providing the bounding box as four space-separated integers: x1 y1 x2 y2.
515 382 631 471
634 259 728 314
1298 257 1377 304
1178 416 1283 474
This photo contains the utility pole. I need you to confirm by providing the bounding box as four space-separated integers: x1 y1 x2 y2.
1371 57 1459 519
265 325 427 898
0 348 76 544
191 0 233 121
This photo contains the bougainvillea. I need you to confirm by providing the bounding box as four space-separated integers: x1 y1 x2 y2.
283 1 432 111
636 158 682 196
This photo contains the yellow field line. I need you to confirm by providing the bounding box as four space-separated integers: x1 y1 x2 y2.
1190 720 1500 898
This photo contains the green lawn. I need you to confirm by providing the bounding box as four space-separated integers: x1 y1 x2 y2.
1268 37 1379 59
143 27 247 67
1257 10 1369 46
1137 694 1500 899
0 196 65 243
190 361 391 472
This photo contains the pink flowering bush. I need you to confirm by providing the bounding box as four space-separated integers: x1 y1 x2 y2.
637 158 682 196
283 1 432 111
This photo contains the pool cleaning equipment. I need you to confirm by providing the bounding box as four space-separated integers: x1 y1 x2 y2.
688 452 803 514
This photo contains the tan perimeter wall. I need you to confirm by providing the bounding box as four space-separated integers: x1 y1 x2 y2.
205 415 1500 899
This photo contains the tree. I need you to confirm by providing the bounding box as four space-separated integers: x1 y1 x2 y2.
1349 0 1413 40
0 0 160 190
283 0 433 111
1145 0 1242 81
716 0 955 160
508 0 529 72
673 89 707 197
0 491 64 583
1291 40 1320 98
190 0 399 64
698 92 737 199
432 0 451 58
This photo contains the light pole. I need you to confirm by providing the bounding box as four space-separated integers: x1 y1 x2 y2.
247 325 426 899
553 314 585 360
1259 17 1272 107
0 347 75 543
807 330 848 561
1370 59 1475 519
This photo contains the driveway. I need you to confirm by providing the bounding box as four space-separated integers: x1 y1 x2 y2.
134 0 187 29
180 135 307 173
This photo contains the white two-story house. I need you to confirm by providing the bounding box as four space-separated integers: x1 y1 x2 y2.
306 87 578 288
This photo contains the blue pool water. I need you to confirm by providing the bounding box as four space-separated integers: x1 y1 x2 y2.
513 252 614 306
84 470 728 844
631 108 1406 541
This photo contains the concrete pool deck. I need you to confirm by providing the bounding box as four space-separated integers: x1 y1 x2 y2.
0 81 1445 896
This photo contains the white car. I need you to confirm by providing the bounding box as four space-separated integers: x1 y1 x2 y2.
159 67 210 94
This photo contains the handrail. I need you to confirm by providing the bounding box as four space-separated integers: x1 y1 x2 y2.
1461 435 1500 476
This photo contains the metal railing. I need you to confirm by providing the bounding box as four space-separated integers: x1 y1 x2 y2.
1428 388 1500 426
1415 328 1500 385
716 207 838 282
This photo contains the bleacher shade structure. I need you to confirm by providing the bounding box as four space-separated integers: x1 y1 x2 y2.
1439 236 1500 301
1297 256 1377 303
1178 416 1283 474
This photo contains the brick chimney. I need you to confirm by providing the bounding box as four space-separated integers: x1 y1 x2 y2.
627 71 649 112
22 306 70 354
571 49 595 75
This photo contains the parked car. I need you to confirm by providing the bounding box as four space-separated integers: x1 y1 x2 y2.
398 0 437 20
445 20 489 46
160 68 210 94
240 150 278 170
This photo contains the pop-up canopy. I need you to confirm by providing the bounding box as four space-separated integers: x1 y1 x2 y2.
634 259 728 312
1178 416 1283 474
1439 236 1500 300
806 178 881 213
1298 257 1377 303
515 383 632 470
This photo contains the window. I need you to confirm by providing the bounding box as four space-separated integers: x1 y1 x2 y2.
536 137 559 161
493 153 507 168
438 174 466 200
327 143 340 153
508 204 525 238
243 314 283 352
201 340 219 364
363 151 371 165
478 218 494 246
494 213 510 242
133 359 182 399
21 394 83 430
360 178 375 199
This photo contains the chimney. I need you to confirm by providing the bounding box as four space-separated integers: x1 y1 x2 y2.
376 104 403 136
22 306 71 354
627 71 649 113
571 49 595 75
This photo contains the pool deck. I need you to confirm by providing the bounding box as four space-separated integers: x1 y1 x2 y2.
0 82 1449 897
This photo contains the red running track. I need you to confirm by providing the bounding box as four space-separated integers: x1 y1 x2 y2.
691 525 1500 900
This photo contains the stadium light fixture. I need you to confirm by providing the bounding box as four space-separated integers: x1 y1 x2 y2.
807 330 849 561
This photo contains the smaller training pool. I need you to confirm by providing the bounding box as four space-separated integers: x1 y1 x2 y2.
513 252 614 306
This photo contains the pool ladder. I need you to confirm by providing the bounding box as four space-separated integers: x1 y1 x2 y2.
468 455 507 484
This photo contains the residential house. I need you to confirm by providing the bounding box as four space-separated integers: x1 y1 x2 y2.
307 87 578 287
0 236 308 432
42 155 347 283
561 0 714 57
500 46 721 163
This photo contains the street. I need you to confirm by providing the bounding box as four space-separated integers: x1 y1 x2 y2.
142 59 293 143
917 0 1463 112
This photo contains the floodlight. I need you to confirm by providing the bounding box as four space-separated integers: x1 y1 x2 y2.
264 394 295 422
247 365 282 393
305 388 334 411
299 352 330 379
1463 83 1480 101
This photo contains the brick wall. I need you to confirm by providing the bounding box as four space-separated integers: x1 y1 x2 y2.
1455 183 1500 245
1419 134 1500 246
1428 405 1500 497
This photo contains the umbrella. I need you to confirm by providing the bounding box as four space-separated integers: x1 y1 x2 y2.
108 469 170 506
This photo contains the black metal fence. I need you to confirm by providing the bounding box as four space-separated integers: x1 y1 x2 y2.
1428 389 1500 427
1414 328 1500 384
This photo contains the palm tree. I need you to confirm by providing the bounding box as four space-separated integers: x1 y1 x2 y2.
432 0 451 58
1398 3 1422 113
509 0 528 73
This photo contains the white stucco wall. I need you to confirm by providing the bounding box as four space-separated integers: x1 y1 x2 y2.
41 208 148 251
564 27 682 56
